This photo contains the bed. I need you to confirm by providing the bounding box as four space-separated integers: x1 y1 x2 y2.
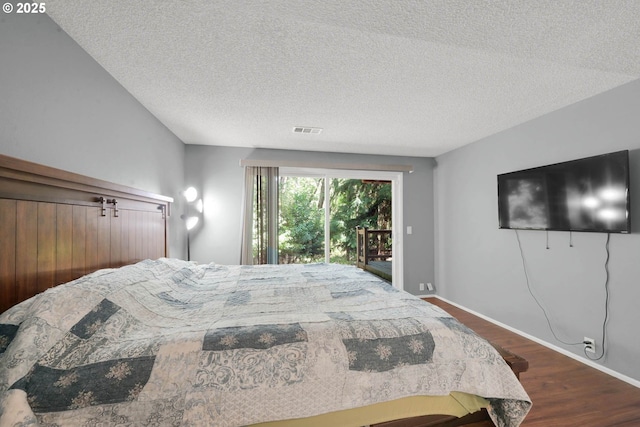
0 155 531 427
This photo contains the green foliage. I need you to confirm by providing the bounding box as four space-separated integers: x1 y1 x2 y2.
278 177 325 263
278 176 391 264
329 179 391 262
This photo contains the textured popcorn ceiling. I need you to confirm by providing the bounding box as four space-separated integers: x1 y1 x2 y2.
46 0 640 157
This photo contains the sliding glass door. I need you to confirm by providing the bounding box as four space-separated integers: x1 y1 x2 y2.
244 165 404 287
278 168 401 286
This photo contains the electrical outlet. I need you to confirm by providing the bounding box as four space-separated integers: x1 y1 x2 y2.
584 337 596 354
426 283 434 291
419 283 425 291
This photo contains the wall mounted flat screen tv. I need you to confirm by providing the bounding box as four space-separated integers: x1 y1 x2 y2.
498 150 630 233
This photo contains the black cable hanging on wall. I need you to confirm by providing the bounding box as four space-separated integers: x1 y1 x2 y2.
546 230 549 249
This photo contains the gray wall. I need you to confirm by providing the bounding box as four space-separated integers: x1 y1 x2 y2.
0 10 186 257
184 145 435 294
435 78 640 381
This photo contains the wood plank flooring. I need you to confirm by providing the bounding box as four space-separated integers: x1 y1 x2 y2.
425 298 640 427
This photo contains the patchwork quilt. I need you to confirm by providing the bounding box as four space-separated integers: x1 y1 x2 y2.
0 259 530 426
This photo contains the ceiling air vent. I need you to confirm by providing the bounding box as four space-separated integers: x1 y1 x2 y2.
293 126 322 135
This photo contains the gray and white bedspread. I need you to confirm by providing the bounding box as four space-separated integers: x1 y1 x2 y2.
0 259 530 426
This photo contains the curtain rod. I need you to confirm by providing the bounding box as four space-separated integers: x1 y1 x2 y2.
239 159 413 173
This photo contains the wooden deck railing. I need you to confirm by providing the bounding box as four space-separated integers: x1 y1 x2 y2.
356 227 392 269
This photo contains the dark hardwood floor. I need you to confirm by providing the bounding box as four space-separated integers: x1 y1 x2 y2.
425 298 640 427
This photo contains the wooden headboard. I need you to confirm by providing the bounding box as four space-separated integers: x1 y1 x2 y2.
0 154 173 313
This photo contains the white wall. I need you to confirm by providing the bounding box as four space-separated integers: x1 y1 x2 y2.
435 78 640 382
184 145 436 295
0 9 186 257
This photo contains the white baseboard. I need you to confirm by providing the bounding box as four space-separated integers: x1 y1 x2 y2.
426 295 640 389
415 294 436 299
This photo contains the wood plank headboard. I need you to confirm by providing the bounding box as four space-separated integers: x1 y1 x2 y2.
0 154 173 313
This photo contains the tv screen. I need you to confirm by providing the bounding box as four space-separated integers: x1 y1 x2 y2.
498 150 630 233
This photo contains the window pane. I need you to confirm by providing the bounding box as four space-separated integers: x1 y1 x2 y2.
278 176 325 264
329 179 392 266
